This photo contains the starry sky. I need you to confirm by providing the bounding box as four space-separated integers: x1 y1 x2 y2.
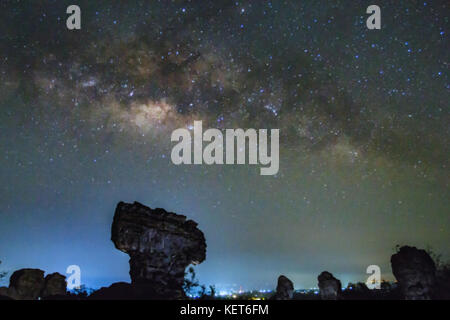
0 0 448 290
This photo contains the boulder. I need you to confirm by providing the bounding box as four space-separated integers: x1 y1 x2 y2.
391 246 436 300
111 201 207 299
9 268 45 300
272 275 294 300
0 269 67 300
318 271 341 300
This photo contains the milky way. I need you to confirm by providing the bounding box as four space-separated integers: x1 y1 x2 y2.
0 1 448 289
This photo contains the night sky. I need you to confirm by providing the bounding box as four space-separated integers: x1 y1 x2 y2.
0 1 448 291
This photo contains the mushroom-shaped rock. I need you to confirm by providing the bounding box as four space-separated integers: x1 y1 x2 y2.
42 273 67 298
391 246 436 300
9 269 45 300
318 271 342 300
111 201 207 299
272 275 294 300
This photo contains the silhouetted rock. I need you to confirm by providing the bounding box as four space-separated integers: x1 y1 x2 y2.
272 275 294 300
42 272 67 298
9 268 45 300
0 269 68 300
318 271 341 300
111 201 207 299
89 282 138 300
391 246 436 300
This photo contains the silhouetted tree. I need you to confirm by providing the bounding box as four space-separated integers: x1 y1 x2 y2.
209 285 216 298
71 285 90 298
183 266 200 296
199 285 206 297
183 267 217 299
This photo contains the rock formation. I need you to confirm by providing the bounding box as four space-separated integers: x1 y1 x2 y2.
272 275 294 300
111 201 207 299
8 268 45 300
391 246 436 300
42 273 67 298
0 269 66 300
318 271 342 300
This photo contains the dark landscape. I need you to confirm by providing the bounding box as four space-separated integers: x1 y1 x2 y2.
0 201 449 300
0 0 448 307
